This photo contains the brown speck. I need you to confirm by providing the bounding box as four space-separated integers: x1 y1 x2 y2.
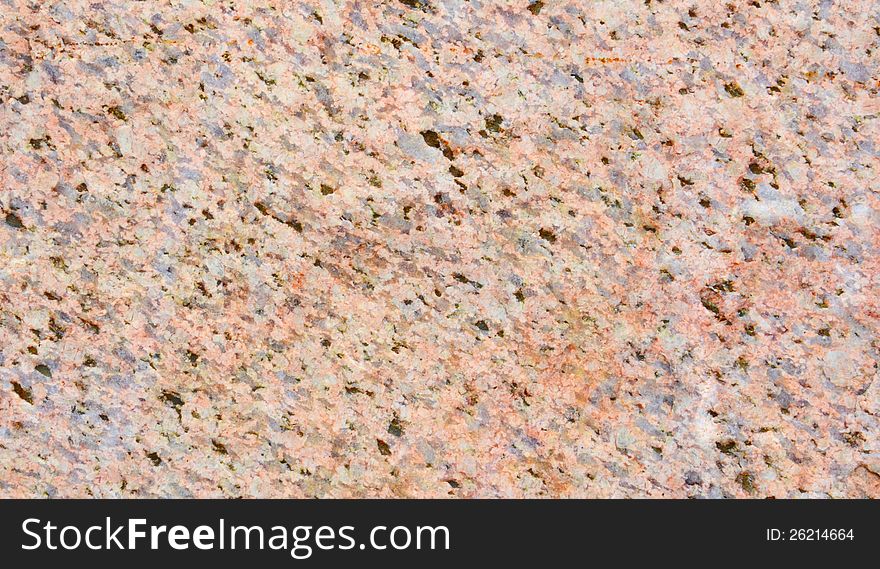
740 178 756 192
11 381 33 404
724 82 745 97
716 439 738 455
212 440 229 454
485 114 504 133
539 228 557 243
736 471 757 494
710 280 735 293
107 106 127 121
376 439 392 456
701 297 721 316
677 175 694 186
420 130 441 148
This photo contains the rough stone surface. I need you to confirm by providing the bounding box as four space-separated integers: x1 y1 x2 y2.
1 1 878 497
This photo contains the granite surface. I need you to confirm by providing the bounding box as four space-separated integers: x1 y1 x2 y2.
1 1 878 498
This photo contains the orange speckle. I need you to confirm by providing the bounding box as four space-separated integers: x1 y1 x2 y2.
585 56 626 65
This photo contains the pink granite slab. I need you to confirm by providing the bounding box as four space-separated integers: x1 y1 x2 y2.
1 1 878 497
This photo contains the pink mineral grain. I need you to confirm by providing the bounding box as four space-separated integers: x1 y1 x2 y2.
0 1 877 498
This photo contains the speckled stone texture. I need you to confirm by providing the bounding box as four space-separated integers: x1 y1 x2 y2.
1 0 878 498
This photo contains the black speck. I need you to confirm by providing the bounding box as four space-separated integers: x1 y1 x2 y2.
398 0 432 12
684 471 702 486
161 390 184 409
452 273 482 289
5 212 25 229
35 364 52 378
388 417 404 437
